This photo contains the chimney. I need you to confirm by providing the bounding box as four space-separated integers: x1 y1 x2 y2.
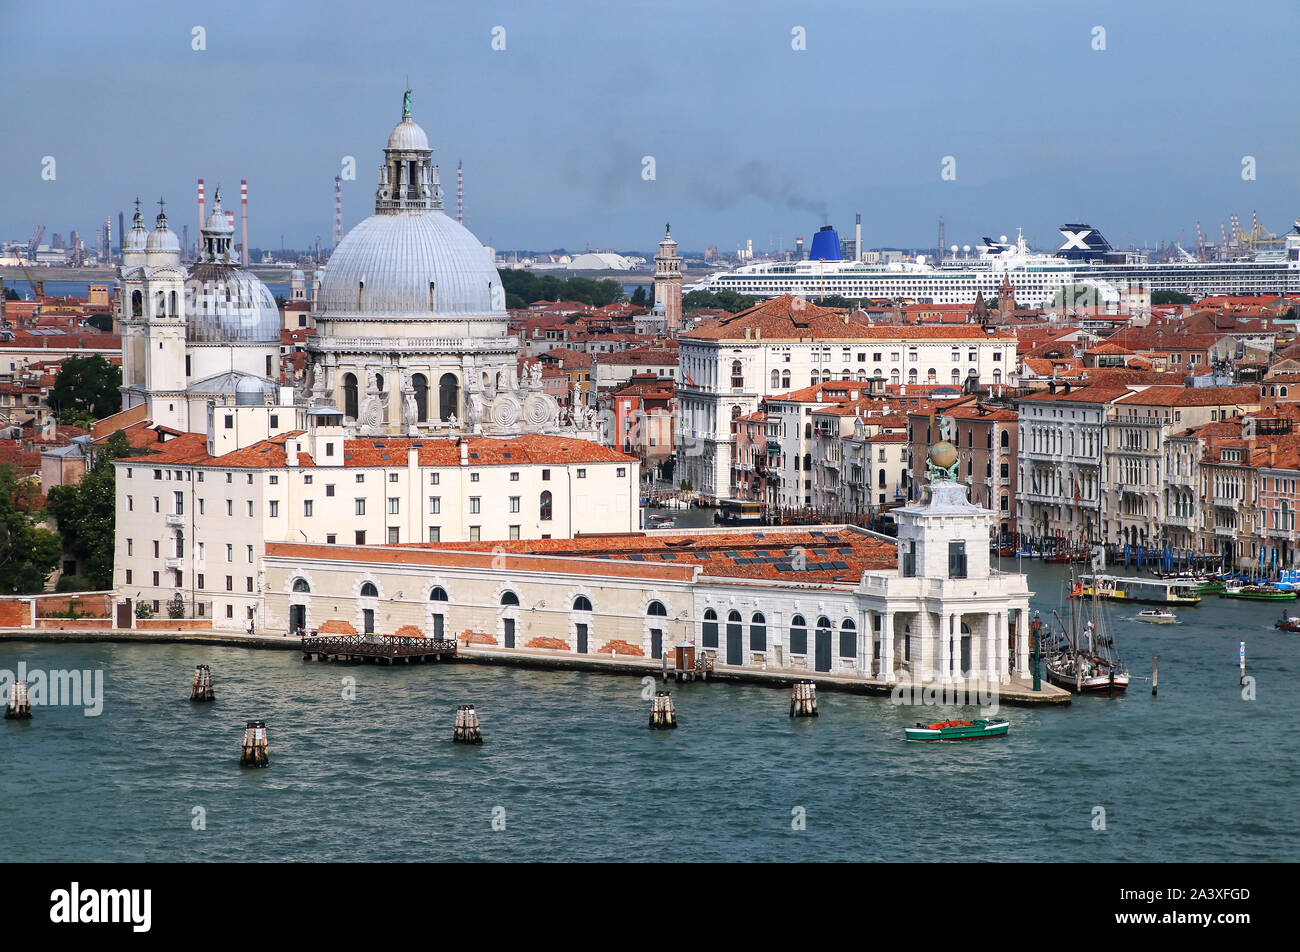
241 179 249 266
197 178 205 236
459 438 469 466
286 439 298 468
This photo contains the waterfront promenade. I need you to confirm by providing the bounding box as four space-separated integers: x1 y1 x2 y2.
0 627 1069 706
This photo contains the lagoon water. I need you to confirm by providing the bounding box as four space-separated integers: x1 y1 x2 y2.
2 559 1297 862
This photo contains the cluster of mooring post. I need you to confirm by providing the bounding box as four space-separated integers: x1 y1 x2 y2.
190 664 215 702
5 680 32 720
240 720 269 767
790 681 818 718
648 691 677 729
453 705 483 744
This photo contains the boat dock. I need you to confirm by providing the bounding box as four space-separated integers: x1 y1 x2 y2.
300 633 458 664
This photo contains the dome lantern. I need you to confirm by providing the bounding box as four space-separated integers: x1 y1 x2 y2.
375 89 442 213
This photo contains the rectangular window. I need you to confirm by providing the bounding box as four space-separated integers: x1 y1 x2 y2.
303 500 313 517
430 472 440 485
246 577 254 593
542 469 551 481
387 527 400 544
356 474 365 483
127 495 133 511
153 540 160 558
469 526 481 542
429 496 441 514
270 415 279 429
355 531 366 545
470 472 480 482
225 576 233 591
153 497 160 513
509 525 520 540
226 544 233 562
152 571 160 586
198 498 205 515
197 574 205 589
509 496 520 513
247 545 254 563
355 499 366 516
326 484 335 497
902 540 916 577
388 473 398 483
470 497 481 514
125 569 132 584
388 497 400 514
127 539 134 556
269 475 279 485
577 468 586 478
226 605 233 619
510 472 519 481
326 533 337 544
269 500 280 517
224 415 233 429
616 467 626 478
173 491 184 514
948 540 967 579
247 501 254 517
326 443 335 457
429 526 440 543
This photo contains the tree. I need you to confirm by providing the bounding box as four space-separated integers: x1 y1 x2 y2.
630 285 648 308
0 464 62 594
683 289 755 314
84 313 114 332
1151 290 1194 306
49 355 122 423
47 431 144 591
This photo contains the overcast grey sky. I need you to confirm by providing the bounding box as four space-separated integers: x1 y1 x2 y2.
1 0 1297 254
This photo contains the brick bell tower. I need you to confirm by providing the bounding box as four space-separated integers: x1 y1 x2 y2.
653 224 683 335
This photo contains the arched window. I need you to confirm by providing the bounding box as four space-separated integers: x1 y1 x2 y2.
750 612 767 651
412 373 429 423
360 582 378 598
169 290 178 316
131 290 142 317
439 373 459 422
771 370 780 389
500 591 519 606
539 490 553 521
175 531 184 558
803 453 812 471
840 618 857 658
790 614 807 655
841 368 852 381
781 370 790 388
951 368 961 384
810 370 820 386
429 586 448 601
927 368 937 383
292 578 310 593
993 370 1002 384
857 370 867 382
891 369 900 386
343 373 359 420
908 368 918 383
1001 430 1010 448
731 405 741 421
573 595 592 612
647 601 667 617
703 608 718 648
731 360 743 388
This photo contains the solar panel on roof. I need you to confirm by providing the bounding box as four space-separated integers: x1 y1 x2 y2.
661 553 676 560
832 561 849 569
373 442 385 448
503 452 512 458
381 454 390 460
628 554 644 561
838 547 853 555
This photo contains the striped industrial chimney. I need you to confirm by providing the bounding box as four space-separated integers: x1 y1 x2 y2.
197 179 205 235
241 179 249 265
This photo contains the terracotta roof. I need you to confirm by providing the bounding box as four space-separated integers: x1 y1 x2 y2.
683 295 1014 342
1114 386 1261 408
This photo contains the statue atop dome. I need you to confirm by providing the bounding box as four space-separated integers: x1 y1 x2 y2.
403 88 412 119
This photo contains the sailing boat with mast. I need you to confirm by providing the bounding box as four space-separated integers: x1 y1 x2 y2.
1044 563 1130 695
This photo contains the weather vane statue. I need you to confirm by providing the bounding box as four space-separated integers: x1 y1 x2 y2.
403 87 412 119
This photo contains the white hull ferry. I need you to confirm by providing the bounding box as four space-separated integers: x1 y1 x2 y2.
688 223 1300 307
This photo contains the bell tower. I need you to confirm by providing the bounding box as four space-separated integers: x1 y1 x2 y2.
652 224 682 335
140 201 188 431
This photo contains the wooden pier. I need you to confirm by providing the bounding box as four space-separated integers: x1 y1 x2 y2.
301 633 457 664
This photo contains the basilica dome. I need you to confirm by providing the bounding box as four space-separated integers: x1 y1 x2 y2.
318 211 503 318
316 100 505 322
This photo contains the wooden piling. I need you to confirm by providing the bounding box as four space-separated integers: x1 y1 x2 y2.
239 720 269 767
1239 641 1246 685
1152 653 1158 697
453 704 483 745
190 664 215 702
790 680 818 717
648 691 677 729
4 680 32 720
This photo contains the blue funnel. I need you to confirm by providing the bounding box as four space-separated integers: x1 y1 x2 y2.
808 225 842 261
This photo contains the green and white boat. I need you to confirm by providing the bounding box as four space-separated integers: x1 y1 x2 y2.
904 718 1010 742
1223 582 1297 601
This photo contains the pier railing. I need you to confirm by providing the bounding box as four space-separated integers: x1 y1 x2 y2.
301 633 458 659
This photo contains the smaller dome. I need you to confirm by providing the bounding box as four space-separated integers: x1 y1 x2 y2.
146 225 180 254
928 442 958 469
124 226 147 253
387 117 429 151
235 376 266 406
204 207 234 234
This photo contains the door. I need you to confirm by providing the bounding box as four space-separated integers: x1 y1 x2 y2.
815 627 832 672
650 628 663 660
116 599 132 629
504 617 516 649
576 623 588 654
433 613 444 642
960 634 972 675
289 604 306 636
363 609 375 634
726 621 742 666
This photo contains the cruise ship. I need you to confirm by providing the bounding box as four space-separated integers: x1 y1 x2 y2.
687 222 1300 308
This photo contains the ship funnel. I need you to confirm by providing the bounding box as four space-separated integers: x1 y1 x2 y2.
808 224 842 261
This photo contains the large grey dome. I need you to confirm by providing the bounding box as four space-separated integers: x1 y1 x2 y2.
317 210 504 317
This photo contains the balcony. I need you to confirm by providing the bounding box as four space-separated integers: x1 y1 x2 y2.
164 557 184 571
165 513 184 527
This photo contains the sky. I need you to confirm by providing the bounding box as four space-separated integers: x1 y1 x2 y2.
1 0 1297 256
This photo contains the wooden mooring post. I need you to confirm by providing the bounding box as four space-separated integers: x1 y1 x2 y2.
1239 641 1246 685
790 680 818 718
190 664 215 702
5 680 32 720
239 720 269 767
453 705 483 745
1152 654 1158 697
648 691 677 729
